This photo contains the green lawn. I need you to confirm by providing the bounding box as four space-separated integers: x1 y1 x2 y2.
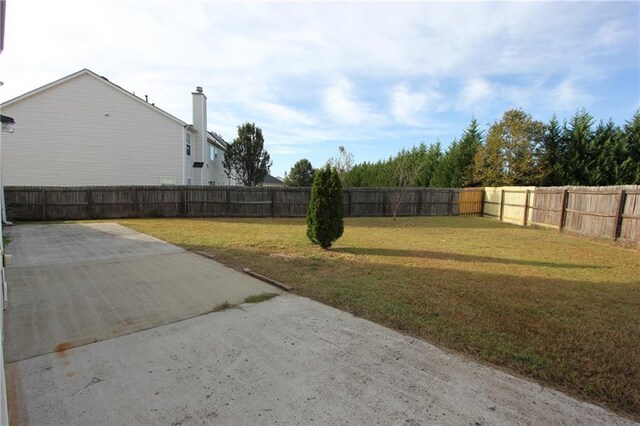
116 216 640 419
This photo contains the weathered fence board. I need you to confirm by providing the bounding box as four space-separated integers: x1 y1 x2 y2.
5 186 482 221
6 184 637 243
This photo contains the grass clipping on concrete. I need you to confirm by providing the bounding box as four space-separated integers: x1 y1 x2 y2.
118 216 640 420
211 293 280 313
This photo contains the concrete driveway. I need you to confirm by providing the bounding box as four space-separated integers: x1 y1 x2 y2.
4 223 278 362
3 223 634 425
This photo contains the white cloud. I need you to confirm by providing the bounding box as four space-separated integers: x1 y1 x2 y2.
389 85 442 126
322 77 371 125
459 78 493 110
550 80 592 112
252 100 317 126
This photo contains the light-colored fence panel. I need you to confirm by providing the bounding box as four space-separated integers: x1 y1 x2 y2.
487 185 640 243
483 187 501 218
483 187 535 224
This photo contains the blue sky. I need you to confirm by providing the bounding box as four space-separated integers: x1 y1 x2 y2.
1 1 638 178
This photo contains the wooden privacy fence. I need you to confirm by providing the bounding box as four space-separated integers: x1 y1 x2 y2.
4 186 484 221
484 185 640 243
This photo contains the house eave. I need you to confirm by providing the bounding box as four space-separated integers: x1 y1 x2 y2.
1 69 188 127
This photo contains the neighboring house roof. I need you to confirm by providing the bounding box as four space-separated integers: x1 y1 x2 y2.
262 174 284 185
1 68 189 127
207 131 228 150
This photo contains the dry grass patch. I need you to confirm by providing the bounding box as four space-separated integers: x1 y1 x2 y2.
116 216 640 420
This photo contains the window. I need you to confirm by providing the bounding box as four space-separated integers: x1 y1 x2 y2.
209 144 217 161
186 133 191 156
186 178 192 185
160 177 177 186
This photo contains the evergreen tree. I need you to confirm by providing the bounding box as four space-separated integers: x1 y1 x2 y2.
564 110 594 185
415 143 443 187
306 166 344 249
456 118 484 187
430 141 459 187
620 110 640 184
539 115 566 186
588 120 624 185
431 119 482 188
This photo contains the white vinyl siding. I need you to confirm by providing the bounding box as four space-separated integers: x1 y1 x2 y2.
1 72 184 186
206 144 230 185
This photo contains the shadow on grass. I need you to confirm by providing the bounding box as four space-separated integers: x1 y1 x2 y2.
332 246 607 269
132 216 509 230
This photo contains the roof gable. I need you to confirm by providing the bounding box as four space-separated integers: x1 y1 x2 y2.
1 69 187 126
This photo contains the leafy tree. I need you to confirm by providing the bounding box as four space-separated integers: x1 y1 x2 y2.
223 122 272 187
620 110 640 184
284 159 315 187
306 165 344 249
473 109 544 186
386 148 427 220
327 146 354 184
473 134 504 187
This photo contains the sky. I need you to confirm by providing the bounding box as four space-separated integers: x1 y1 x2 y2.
1 1 638 178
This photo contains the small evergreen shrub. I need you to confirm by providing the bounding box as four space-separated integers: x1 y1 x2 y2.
306 165 344 249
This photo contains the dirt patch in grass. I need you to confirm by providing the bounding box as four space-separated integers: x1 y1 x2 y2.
116 216 640 420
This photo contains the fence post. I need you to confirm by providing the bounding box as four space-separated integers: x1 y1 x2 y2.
499 189 505 222
558 189 568 231
225 188 231 217
347 189 352 217
612 189 626 240
417 188 422 216
480 188 485 217
448 189 454 216
41 188 47 221
522 189 529 226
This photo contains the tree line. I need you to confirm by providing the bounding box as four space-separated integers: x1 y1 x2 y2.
286 109 640 188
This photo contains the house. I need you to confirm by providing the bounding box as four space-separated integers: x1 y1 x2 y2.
260 175 285 187
0 69 237 186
